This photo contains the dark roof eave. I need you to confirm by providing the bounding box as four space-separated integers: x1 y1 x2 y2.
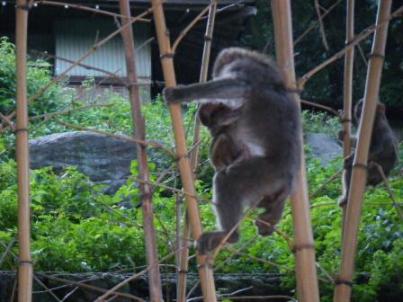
66 0 255 10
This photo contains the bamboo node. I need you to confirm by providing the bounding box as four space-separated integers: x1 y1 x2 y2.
335 277 353 287
177 269 188 274
197 259 214 269
341 118 352 124
291 243 315 254
204 34 213 41
352 163 367 170
160 52 175 59
368 52 385 60
14 127 29 134
175 153 189 162
19 260 33 265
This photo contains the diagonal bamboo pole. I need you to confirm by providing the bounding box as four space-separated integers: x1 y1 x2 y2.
270 1 320 302
150 1 217 301
340 0 355 234
333 1 392 301
177 3 218 300
118 1 163 301
15 0 33 301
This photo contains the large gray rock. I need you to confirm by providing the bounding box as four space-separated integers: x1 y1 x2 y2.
30 131 137 193
306 132 342 166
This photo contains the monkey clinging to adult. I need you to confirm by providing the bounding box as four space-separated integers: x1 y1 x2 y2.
163 47 302 254
339 99 398 206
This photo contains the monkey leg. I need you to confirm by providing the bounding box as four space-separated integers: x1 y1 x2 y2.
198 157 289 254
198 171 242 254
255 190 287 236
367 161 384 186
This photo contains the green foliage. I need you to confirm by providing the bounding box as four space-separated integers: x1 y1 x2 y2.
0 37 67 117
302 110 340 138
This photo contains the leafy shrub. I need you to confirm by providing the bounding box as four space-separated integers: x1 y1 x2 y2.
0 37 67 117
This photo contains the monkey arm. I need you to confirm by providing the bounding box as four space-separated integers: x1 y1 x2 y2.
163 78 250 107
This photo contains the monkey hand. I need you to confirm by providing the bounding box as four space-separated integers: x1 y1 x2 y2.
197 231 239 255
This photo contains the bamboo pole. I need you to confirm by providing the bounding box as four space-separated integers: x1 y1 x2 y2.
333 1 392 301
270 1 320 302
150 1 217 301
340 0 355 232
118 1 163 301
177 3 218 300
15 0 33 301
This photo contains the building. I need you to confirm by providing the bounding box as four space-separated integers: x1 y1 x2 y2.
0 0 256 99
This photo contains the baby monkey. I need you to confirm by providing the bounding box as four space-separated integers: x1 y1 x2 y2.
163 47 301 254
339 99 398 206
198 103 247 171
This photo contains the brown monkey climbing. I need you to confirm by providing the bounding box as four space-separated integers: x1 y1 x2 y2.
163 47 301 254
339 99 398 206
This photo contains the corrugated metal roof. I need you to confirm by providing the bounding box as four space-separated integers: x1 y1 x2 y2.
55 18 151 78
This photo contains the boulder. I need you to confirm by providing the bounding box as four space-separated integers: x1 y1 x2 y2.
29 131 137 193
306 132 342 166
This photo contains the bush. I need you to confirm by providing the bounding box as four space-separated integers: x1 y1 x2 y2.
0 37 67 117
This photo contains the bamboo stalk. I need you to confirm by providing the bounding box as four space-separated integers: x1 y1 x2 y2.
190 0 218 170
15 0 33 301
342 0 356 161
333 1 392 301
150 1 217 301
177 2 218 300
171 4 212 53
314 0 330 50
118 1 163 301
298 4 403 88
340 0 355 233
270 1 320 302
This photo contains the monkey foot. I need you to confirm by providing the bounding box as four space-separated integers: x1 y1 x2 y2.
197 231 239 255
255 219 276 237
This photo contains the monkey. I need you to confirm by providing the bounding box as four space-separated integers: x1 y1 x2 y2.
197 103 248 171
339 99 398 206
163 47 301 254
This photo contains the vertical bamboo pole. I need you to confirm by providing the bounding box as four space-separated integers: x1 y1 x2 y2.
341 0 356 230
333 1 392 301
190 0 218 169
119 1 163 301
342 0 356 159
177 2 218 301
270 1 320 302
15 1 33 301
150 1 217 302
